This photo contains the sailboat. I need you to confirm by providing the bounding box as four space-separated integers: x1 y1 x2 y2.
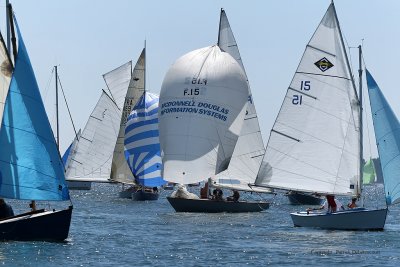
124 91 166 200
64 60 131 189
109 47 166 200
0 4 72 241
159 45 269 212
254 2 388 230
211 9 274 197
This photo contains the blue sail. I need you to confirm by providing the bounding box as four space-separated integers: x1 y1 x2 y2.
0 17 69 201
366 69 400 205
62 143 73 167
124 92 166 187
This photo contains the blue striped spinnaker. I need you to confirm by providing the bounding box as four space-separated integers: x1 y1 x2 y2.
124 92 166 187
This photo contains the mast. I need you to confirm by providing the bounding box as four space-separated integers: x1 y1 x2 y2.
144 40 146 93
6 0 10 50
7 3 17 62
358 45 364 205
217 8 223 46
55 65 60 149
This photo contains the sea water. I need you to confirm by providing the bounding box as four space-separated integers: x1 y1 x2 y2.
1 183 399 266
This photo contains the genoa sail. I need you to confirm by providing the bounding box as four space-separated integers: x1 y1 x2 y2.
65 91 120 182
124 92 165 187
110 49 146 184
215 9 266 191
255 4 360 196
62 129 81 167
366 70 400 205
159 45 249 185
0 17 69 200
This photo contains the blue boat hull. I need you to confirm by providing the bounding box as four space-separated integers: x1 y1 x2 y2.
0 206 73 241
167 197 269 213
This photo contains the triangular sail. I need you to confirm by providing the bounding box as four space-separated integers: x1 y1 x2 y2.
0 31 12 131
65 91 120 181
103 61 132 110
159 45 249 185
215 9 265 189
124 92 166 187
366 70 400 205
255 4 360 196
110 49 145 184
0 17 69 200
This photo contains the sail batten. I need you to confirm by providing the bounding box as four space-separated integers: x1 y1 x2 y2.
255 4 359 196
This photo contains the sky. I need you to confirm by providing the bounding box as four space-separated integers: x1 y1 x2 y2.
1 0 399 157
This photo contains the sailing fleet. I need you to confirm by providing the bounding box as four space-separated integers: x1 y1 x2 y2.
0 1 399 242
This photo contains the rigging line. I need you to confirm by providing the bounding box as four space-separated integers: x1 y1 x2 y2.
42 67 54 103
57 72 78 139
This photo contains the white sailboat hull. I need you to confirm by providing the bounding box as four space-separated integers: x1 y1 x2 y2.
290 208 388 230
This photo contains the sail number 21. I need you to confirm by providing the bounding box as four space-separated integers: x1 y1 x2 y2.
292 81 310 105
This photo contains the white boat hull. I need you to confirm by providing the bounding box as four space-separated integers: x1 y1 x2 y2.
290 208 387 230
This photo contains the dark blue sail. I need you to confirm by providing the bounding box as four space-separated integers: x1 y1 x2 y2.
366 69 400 205
0 17 69 201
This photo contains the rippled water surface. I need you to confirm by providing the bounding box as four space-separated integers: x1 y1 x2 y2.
1 184 399 266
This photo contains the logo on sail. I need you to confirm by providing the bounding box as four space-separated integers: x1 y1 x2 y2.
314 57 334 72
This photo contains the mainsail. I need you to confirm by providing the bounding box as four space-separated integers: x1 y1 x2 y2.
124 92 165 187
0 17 69 200
110 49 146 184
159 45 249 185
65 91 120 181
215 9 265 190
366 70 400 205
103 61 132 110
0 32 12 131
255 4 360 196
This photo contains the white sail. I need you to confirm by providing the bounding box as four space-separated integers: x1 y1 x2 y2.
65 91 121 181
215 9 265 189
159 45 249 185
103 61 132 110
110 49 146 183
0 33 12 130
255 4 360 196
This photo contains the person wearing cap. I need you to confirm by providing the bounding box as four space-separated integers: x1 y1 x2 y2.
347 197 358 209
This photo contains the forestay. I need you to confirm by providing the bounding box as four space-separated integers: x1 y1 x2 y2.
159 45 248 185
366 70 400 205
215 9 266 190
255 4 360 196
124 92 165 187
110 49 146 184
65 91 120 181
0 18 69 200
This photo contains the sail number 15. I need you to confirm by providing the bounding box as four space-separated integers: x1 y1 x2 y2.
292 81 311 105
